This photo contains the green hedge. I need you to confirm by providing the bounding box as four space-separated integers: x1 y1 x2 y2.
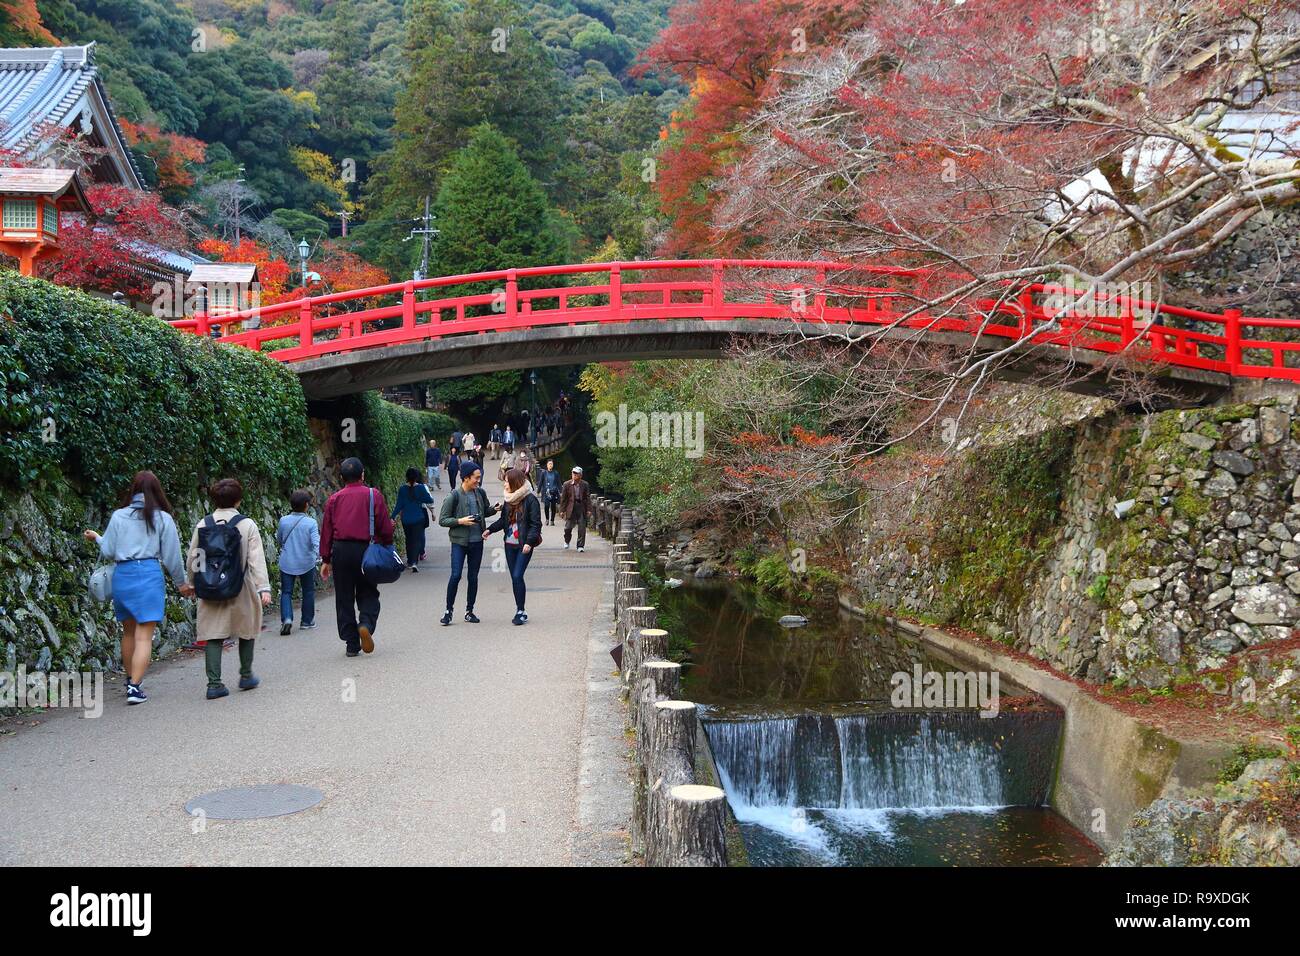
342 390 459 501
0 273 313 502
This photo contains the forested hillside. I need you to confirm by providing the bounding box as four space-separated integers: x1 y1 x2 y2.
0 0 679 289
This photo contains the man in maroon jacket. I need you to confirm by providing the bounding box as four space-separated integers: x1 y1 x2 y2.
320 457 394 657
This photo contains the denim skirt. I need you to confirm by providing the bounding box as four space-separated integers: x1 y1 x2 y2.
112 558 165 624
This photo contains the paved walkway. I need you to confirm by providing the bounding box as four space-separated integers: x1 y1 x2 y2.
0 466 630 866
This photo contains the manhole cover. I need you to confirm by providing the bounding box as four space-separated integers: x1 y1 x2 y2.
185 784 324 820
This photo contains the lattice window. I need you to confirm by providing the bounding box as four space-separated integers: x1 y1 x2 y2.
3 199 38 230
42 202 57 236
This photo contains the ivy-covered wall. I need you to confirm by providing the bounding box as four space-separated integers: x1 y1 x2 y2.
0 274 453 690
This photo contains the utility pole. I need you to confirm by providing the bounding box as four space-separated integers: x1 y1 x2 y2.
233 164 246 246
406 195 437 281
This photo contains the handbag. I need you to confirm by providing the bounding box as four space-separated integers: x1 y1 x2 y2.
89 564 115 602
361 488 406 584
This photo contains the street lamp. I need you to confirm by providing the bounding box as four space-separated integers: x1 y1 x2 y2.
529 370 538 447
297 237 310 289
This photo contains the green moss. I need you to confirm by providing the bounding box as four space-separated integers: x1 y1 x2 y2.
1173 488 1210 520
1194 421 1223 440
1208 403 1256 424
1217 744 1284 785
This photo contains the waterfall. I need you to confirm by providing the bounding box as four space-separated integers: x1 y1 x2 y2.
705 709 1061 815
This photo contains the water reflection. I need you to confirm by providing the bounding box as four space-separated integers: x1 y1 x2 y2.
659 578 944 708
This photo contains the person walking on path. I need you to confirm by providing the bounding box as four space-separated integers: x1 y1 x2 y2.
462 430 478 465
276 489 320 635
446 447 461 491
425 439 443 490
450 430 463 457
84 470 187 705
392 467 434 573
502 425 515 454
186 478 273 700
497 446 517 483
539 459 562 526
320 457 394 657
560 466 592 553
438 459 500 627
484 467 542 626
488 424 503 460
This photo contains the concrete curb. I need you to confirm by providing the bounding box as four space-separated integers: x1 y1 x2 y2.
569 581 634 865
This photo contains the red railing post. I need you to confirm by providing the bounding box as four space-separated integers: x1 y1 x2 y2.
505 269 518 325
1224 308 1243 374
1120 302 1135 347
402 280 416 329
1018 288 1035 339
813 267 827 319
196 312 210 338
609 263 622 318
711 260 724 313
298 298 313 348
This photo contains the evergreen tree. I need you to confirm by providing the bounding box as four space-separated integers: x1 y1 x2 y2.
423 124 570 419
364 0 570 272
432 123 568 284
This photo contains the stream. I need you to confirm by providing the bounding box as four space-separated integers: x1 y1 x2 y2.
655 575 1102 866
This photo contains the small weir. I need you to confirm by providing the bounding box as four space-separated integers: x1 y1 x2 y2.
655 575 1101 866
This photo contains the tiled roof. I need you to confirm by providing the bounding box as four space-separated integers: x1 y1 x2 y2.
189 263 258 284
0 44 143 188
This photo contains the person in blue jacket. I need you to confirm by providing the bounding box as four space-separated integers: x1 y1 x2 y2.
392 468 435 572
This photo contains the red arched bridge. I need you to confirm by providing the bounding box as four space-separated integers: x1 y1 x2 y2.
168 259 1300 401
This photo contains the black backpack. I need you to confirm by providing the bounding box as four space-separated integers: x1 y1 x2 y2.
193 514 246 601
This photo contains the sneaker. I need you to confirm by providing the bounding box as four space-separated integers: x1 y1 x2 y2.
126 683 147 705
280 621 292 636
300 622 318 630
206 684 229 700
464 611 480 624
520 612 528 623
238 674 260 691
410 565 420 573
440 610 453 626
562 543 570 550
512 611 525 626
345 648 360 658
359 624 375 654
577 547 585 553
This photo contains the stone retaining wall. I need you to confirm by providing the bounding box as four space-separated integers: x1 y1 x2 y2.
852 385 1300 707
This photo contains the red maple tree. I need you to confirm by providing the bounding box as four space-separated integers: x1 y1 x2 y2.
43 184 188 300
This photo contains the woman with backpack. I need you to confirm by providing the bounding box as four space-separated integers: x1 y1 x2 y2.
483 467 542 626
391 467 435 573
83 471 187 705
186 477 272 700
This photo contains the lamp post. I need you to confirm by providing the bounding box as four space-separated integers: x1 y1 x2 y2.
297 237 310 290
529 370 538 448
233 164 246 245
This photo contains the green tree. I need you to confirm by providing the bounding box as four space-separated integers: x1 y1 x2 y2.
313 0 388 182
364 0 569 273
422 124 571 423
431 124 568 282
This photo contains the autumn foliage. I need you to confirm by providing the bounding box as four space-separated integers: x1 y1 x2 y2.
639 0 868 256
120 120 207 195
44 185 186 299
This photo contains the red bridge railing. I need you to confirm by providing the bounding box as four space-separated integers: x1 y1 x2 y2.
168 259 1300 381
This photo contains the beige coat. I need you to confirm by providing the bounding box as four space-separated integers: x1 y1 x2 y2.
187 508 271 641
